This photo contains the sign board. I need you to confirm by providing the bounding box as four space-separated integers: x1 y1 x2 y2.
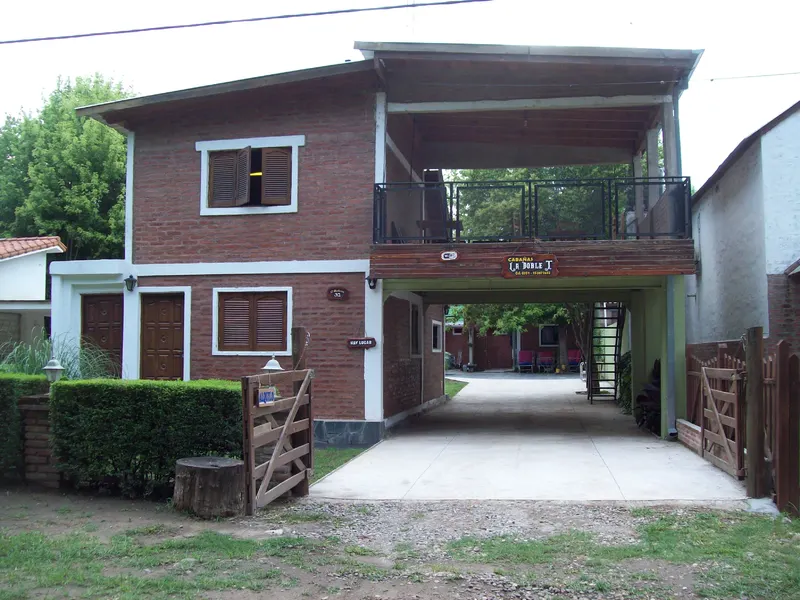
502 255 558 278
257 386 278 406
348 337 377 349
327 287 349 301
440 250 458 262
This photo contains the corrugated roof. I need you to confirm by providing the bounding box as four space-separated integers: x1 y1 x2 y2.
693 99 800 203
0 236 66 260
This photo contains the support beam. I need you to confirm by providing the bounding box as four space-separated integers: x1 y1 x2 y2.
388 95 672 114
632 153 645 227
665 276 678 436
645 128 661 213
374 92 387 184
662 102 678 177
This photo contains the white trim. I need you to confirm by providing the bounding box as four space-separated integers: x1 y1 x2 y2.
0 246 64 264
431 319 443 353
374 92 387 184
363 278 384 421
386 134 422 183
0 301 51 311
384 394 448 430
539 324 560 347
197 135 305 216
130 286 192 381
52 259 369 277
409 301 423 358
125 133 134 262
211 286 293 356
387 94 673 114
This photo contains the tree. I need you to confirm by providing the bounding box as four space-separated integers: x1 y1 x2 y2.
449 303 569 335
0 76 131 259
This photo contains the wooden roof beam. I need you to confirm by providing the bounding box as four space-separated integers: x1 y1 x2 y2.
388 95 672 114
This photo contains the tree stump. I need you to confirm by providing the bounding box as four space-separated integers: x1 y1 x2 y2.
173 457 245 518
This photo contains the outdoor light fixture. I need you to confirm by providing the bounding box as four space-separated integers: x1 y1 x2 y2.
262 354 283 372
366 277 377 290
124 274 138 292
43 353 65 383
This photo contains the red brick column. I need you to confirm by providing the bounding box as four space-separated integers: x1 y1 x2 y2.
18 394 59 488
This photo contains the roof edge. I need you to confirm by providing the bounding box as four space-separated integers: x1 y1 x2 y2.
76 60 374 122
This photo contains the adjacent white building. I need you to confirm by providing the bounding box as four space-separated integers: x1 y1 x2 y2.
0 237 65 351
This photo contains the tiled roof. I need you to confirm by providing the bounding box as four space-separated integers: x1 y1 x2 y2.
0 236 66 260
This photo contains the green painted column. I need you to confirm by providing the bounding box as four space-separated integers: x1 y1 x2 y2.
628 291 648 402
672 275 687 420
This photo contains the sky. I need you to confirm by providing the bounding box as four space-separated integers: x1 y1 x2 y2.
1 0 798 187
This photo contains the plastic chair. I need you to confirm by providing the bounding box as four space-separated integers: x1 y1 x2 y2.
518 350 534 373
537 350 555 373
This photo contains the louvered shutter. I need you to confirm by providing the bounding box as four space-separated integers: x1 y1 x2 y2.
208 151 237 207
261 147 292 206
254 293 287 351
234 147 251 207
219 294 252 351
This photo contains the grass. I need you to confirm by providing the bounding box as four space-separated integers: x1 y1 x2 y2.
0 529 321 599
448 512 800 598
445 378 468 398
311 447 365 483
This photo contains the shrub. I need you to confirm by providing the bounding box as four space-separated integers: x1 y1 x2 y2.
0 333 119 379
0 374 50 479
49 379 242 497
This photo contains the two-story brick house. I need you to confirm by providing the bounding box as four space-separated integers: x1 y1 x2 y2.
51 41 702 444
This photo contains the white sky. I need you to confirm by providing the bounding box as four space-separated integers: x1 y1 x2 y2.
1 0 798 187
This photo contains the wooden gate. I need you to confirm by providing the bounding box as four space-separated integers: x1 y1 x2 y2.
241 368 314 515
700 366 745 478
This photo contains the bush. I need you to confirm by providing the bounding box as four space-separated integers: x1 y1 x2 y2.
0 333 119 379
49 379 242 497
0 374 50 479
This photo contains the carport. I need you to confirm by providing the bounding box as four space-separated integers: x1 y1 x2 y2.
312 372 745 501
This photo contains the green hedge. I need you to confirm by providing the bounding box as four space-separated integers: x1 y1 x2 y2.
0 374 50 479
49 379 242 497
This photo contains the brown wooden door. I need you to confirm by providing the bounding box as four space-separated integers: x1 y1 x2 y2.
81 294 124 375
140 294 184 380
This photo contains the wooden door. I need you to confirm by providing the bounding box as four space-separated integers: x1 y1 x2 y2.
81 294 124 374
140 294 184 380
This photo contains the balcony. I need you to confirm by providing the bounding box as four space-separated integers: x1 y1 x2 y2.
370 176 696 280
373 176 691 244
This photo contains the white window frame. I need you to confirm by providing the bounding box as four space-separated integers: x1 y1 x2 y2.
212 286 293 356
539 324 560 347
196 135 305 216
409 302 422 358
431 319 443 353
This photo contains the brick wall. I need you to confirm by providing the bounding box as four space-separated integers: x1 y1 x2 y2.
19 394 59 488
424 305 445 402
676 418 702 454
383 296 421 418
766 273 800 353
139 274 366 420
130 72 377 264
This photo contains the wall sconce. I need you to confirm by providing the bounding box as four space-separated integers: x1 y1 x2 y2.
124 274 138 292
366 277 377 290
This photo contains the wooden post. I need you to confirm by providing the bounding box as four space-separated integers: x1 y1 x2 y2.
291 326 312 496
745 326 767 497
776 344 799 514
241 376 255 515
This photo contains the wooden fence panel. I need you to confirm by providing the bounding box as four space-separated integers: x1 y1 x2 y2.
701 366 745 478
775 345 800 515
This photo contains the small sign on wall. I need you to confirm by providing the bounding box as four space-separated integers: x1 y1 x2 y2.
440 250 458 262
348 337 377 349
257 386 278 406
327 287 349 301
502 254 558 278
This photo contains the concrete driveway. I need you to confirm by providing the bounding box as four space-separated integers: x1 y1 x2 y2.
311 373 746 501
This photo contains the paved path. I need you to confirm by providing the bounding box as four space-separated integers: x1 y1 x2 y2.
312 373 746 501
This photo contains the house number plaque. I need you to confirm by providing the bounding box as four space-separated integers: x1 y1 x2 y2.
327 287 349 301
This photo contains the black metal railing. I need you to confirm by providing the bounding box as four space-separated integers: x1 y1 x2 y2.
373 176 691 244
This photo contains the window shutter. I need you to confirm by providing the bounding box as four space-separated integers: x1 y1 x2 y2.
261 147 292 206
254 293 287 351
208 151 237 207
234 147 251 207
219 295 252 351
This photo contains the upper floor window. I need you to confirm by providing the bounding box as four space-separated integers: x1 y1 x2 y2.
196 136 305 216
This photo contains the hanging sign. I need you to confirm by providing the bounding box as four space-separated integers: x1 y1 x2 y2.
257 385 278 406
327 287 349 301
502 254 558 278
348 337 377 349
440 250 459 262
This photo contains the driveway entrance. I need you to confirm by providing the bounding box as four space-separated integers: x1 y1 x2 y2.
312 374 746 501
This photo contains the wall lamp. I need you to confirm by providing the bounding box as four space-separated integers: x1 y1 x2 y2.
124 274 138 292
366 277 377 290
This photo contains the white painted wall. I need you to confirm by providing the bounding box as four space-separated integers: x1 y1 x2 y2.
761 110 800 275
0 252 48 301
686 141 768 342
